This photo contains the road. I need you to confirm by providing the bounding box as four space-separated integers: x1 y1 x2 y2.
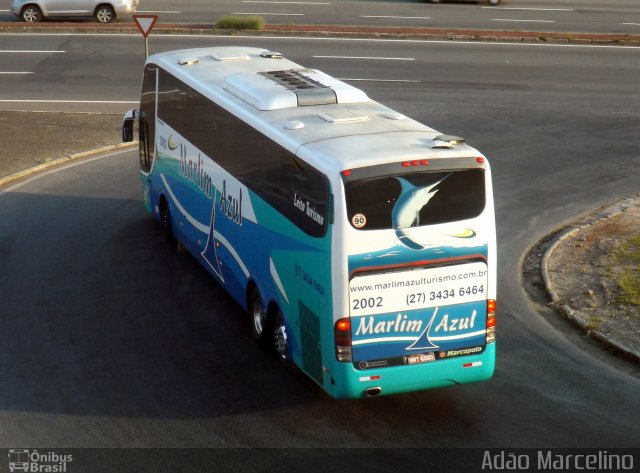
0 34 639 462
0 0 639 34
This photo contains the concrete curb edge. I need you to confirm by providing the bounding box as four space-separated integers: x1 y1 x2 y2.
540 197 640 362
0 141 137 189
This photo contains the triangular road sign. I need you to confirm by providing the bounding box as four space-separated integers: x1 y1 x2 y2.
133 14 158 38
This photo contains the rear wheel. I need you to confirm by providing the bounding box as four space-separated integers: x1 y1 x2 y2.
488 0 500 5
249 289 271 348
94 5 115 23
21 5 42 22
274 309 294 371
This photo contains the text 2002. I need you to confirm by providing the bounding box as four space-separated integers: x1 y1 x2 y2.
352 297 383 310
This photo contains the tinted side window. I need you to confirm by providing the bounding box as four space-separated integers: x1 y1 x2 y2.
156 68 328 238
139 65 157 172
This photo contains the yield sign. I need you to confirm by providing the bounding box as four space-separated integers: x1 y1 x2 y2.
133 14 158 38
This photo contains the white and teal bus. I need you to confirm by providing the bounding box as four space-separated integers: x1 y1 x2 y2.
123 46 497 398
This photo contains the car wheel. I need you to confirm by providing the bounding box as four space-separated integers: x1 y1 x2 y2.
21 5 42 22
488 0 500 5
95 5 115 23
274 309 294 371
430 0 442 4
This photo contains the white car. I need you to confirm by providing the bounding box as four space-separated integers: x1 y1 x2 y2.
10 0 139 23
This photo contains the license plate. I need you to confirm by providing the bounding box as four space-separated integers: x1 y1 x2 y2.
405 352 435 365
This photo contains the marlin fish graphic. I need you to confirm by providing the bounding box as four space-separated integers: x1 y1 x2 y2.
391 174 451 250
406 307 440 351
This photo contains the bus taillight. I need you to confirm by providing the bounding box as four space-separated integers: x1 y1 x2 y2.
486 299 496 344
335 318 352 362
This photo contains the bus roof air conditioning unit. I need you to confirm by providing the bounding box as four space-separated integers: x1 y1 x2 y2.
223 69 369 111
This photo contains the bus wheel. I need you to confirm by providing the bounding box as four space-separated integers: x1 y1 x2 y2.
160 201 176 247
274 309 294 371
249 289 271 348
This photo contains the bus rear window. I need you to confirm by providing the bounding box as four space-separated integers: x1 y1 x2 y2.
344 169 485 230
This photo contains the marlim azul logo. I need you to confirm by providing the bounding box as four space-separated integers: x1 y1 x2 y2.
8 449 73 472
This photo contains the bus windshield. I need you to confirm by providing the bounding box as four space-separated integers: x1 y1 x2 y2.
344 168 485 230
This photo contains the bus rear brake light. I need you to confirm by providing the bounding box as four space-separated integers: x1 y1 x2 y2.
486 299 496 344
335 318 352 362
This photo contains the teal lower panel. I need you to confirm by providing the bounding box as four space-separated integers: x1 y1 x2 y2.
330 343 496 399
299 301 323 385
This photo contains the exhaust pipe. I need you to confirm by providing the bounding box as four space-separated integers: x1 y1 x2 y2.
364 386 382 398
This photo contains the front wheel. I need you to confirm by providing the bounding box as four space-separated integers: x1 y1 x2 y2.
488 0 501 5
94 5 115 23
160 201 176 247
21 5 42 22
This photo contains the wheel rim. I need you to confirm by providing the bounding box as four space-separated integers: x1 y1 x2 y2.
252 298 264 337
96 8 113 23
23 8 40 22
274 316 288 362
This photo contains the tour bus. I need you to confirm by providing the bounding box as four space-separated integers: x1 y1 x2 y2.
122 46 497 398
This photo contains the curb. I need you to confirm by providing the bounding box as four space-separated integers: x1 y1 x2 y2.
1 22 639 47
540 197 640 362
0 142 137 189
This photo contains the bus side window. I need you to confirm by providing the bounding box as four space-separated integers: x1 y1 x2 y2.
138 114 151 172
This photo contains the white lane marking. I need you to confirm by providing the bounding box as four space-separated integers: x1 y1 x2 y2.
0 99 137 103
0 50 65 53
622 23 640 26
484 7 573 12
243 1 330 4
314 55 414 60
0 72 34 74
491 19 556 23
340 78 421 83
231 12 304 15
137 10 181 14
361 15 431 20
2 33 638 50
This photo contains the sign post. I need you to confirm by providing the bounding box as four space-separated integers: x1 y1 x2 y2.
133 14 158 59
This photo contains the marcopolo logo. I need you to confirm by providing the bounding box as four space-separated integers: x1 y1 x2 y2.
8 449 73 473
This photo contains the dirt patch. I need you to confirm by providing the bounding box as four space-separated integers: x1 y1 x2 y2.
532 197 640 360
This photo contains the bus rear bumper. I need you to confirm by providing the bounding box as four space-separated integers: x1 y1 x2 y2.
330 344 495 399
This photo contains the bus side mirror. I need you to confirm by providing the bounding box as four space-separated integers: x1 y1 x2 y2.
122 109 138 142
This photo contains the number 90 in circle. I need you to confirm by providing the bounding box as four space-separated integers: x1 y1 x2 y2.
352 213 367 228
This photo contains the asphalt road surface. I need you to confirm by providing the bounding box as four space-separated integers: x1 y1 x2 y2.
0 0 639 35
0 34 639 470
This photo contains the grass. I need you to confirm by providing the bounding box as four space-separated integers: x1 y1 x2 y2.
611 235 640 307
216 16 265 31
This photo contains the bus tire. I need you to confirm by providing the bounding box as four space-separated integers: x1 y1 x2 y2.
160 200 176 247
249 289 271 348
274 309 294 372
